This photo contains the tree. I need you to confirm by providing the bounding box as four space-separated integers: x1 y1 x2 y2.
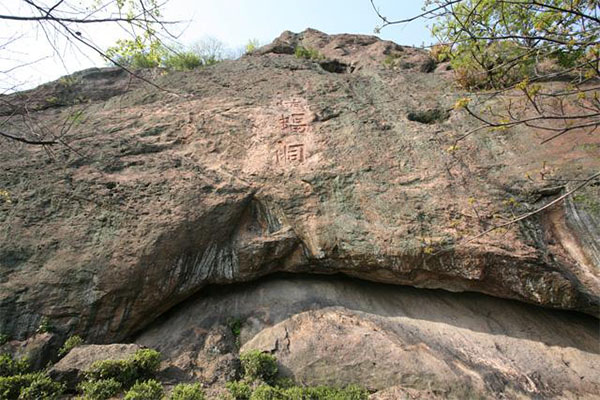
371 0 599 143
0 0 175 146
371 0 599 246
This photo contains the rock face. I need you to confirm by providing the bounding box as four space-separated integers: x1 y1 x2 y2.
0 28 598 398
136 276 600 399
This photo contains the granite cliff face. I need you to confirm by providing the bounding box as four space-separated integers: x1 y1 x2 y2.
0 29 598 398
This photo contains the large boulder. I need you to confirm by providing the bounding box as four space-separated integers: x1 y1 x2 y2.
49 343 143 389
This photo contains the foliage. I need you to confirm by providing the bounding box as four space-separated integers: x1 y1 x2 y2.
0 354 29 377
58 335 84 357
123 379 163 400
17 374 64 400
382 53 402 68
85 359 136 387
131 349 161 377
372 0 600 150
107 37 227 70
226 381 252 400
430 44 450 63
295 46 325 61
0 372 63 400
85 349 161 388
105 33 163 69
426 0 600 89
36 317 52 333
228 317 243 337
163 52 203 71
0 373 36 400
245 39 261 54
0 373 38 399
244 383 368 400
169 383 206 400
77 378 122 400
0 333 8 345
240 350 278 383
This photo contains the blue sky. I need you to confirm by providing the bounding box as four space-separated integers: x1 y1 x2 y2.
1 0 434 90
164 0 433 48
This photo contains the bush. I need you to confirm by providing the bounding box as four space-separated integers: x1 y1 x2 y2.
17 374 64 400
58 335 84 357
163 52 203 71
245 39 260 54
85 348 161 388
77 378 122 400
0 373 64 400
240 350 278 383
0 333 8 345
169 383 205 400
226 381 252 400
294 46 324 61
430 44 450 63
303 385 368 400
0 373 39 399
85 359 136 388
131 349 161 378
36 317 52 334
123 379 163 400
0 354 29 377
249 384 279 400
225 380 369 400
450 40 534 89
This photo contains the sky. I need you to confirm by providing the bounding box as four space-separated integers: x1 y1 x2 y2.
0 0 434 91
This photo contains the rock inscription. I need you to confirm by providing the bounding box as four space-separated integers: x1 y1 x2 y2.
275 97 311 165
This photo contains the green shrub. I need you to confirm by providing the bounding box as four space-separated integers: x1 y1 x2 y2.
303 385 368 400
123 379 163 400
85 348 161 388
245 39 260 54
0 373 39 399
226 381 252 400
249 384 279 400
85 359 136 387
129 53 161 69
77 378 122 400
131 349 161 378
59 335 84 357
163 52 203 70
169 383 205 400
227 317 242 337
0 373 64 400
0 333 8 345
36 317 52 333
273 377 295 389
294 46 324 61
430 44 451 63
17 374 64 400
240 350 278 383
226 381 369 400
0 354 29 377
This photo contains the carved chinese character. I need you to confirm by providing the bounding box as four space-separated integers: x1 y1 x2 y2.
290 113 305 124
276 143 305 164
279 113 308 133
286 143 304 162
279 115 290 130
281 98 303 108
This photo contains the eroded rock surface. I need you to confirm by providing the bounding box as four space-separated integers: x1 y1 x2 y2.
136 276 600 399
0 28 598 365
